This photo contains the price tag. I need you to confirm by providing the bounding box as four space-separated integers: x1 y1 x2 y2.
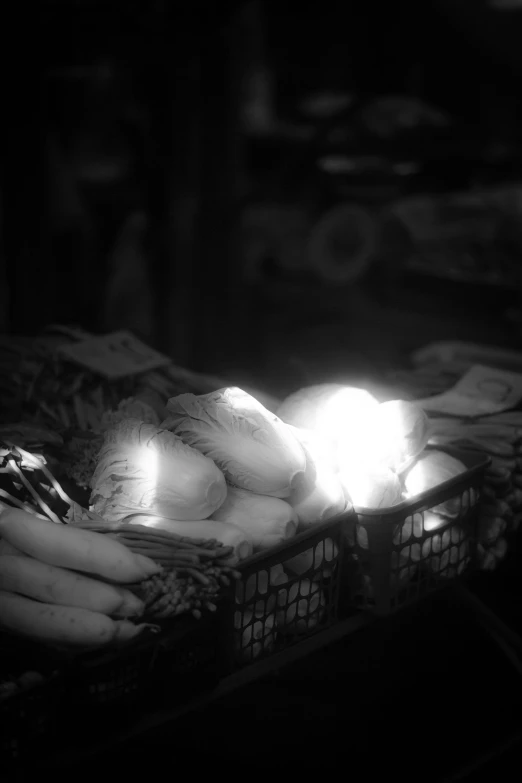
418 365 522 417
58 331 171 379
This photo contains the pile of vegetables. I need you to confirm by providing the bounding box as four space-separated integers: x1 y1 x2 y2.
80 389 349 658
0 385 348 661
275 384 466 513
70 518 243 621
0 509 160 650
275 384 481 596
0 378 493 658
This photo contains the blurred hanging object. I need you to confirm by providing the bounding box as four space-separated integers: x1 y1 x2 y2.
307 203 377 284
103 211 154 340
45 132 101 329
66 59 133 186
240 1 275 136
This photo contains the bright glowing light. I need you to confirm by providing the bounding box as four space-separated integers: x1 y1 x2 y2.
340 464 402 509
135 444 159 486
312 388 380 474
315 388 378 444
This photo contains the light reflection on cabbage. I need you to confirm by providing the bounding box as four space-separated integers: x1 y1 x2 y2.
90 418 227 522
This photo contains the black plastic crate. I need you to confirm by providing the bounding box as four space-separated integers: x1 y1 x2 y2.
220 511 349 672
343 448 490 616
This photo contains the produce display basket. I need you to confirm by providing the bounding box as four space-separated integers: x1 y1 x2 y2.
343 448 490 617
221 511 349 672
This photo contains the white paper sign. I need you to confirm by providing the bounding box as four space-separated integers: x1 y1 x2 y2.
58 331 170 379
418 364 522 417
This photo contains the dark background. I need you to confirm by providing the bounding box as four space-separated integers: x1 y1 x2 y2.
2 0 522 393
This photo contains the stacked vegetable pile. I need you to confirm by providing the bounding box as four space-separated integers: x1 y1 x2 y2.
0 379 489 659
275 384 482 599
0 385 348 665
275 383 466 511
75 388 350 660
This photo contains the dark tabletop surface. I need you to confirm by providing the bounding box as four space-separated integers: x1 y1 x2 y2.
26 554 521 783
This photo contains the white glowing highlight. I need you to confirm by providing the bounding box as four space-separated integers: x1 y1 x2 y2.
314 388 379 446
135 444 159 486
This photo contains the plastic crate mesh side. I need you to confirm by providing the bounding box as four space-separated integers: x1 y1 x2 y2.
231 520 343 669
347 463 487 616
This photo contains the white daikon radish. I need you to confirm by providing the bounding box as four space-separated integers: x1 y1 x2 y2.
0 509 160 584
0 556 144 618
0 591 155 650
0 538 23 557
